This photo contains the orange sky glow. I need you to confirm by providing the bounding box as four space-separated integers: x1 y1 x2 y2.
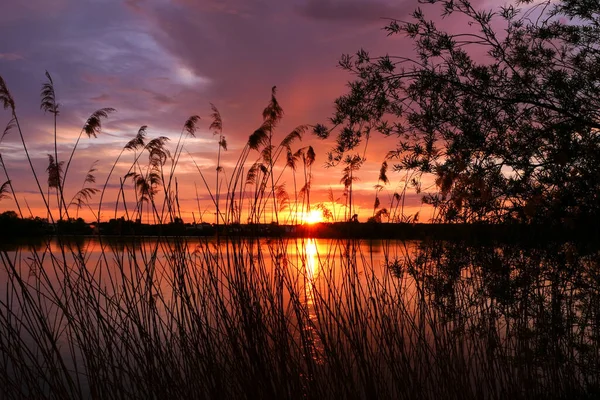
0 0 484 224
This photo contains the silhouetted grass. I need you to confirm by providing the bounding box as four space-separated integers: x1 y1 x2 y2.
1 237 599 399
0 74 599 400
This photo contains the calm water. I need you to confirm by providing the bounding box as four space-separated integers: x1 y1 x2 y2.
1 237 599 399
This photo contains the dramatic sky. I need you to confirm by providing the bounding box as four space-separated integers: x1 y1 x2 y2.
0 0 495 223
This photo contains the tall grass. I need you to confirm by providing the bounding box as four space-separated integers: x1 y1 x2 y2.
0 73 599 399
1 237 599 399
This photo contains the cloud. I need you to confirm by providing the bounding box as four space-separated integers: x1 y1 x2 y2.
0 53 24 61
0 0 69 24
297 0 409 23
172 66 211 87
90 94 111 102
0 0 447 221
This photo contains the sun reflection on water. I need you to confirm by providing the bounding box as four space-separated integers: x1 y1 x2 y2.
305 238 318 279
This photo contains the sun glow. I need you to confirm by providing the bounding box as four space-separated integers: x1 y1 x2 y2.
305 209 323 224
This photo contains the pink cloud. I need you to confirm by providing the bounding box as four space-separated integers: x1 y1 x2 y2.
297 0 410 23
2 0 480 222
0 53 24 61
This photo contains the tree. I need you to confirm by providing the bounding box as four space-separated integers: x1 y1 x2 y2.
0 210 18 219
327 0 600 224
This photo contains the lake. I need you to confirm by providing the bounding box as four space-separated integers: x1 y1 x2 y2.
1 237 598 399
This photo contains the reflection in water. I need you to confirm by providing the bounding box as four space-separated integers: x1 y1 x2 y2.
1 237 599 399
305 238 318 280
304 238 318 314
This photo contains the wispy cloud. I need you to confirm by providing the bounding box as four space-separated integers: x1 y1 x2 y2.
297 0 409 23
0 53 24 61
0 0 438 220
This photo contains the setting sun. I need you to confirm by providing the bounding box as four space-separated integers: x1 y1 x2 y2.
305 209 323 224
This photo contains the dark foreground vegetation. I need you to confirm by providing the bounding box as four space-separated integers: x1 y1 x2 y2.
1 0 600 398
327 0 600 226
1 236 599 399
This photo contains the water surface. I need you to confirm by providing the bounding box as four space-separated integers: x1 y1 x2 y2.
1 237 598 399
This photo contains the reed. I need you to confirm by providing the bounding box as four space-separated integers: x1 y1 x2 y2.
0 74 598 400
2 236 598 399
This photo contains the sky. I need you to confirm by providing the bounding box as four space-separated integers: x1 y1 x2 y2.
0 0 494 224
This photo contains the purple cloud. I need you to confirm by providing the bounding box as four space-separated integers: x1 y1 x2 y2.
0 53 24 61
297 0 410 23
0 0 463 221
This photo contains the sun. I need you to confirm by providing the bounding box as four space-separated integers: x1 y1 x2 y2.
305 209 323 224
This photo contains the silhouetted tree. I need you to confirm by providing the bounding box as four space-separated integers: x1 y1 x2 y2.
326 0 600 224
